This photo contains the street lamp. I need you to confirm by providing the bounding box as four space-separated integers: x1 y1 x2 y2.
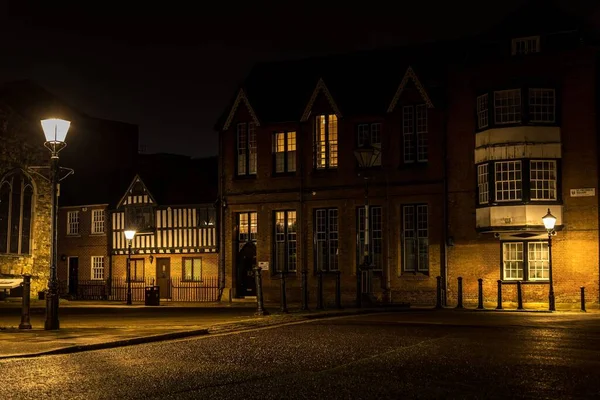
542 208 557 311
353 138 380 307
124 229 136 305
41 118 71 330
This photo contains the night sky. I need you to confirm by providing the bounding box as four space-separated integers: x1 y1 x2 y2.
1 0 598 158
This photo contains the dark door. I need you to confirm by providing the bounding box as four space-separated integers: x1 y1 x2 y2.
156 258 171 299
237 242 257 297
68 257 79 296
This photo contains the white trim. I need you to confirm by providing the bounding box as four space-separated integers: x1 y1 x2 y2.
300 78 342 122
387 66 434 112
223 89 260 130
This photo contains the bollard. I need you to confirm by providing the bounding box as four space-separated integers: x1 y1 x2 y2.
496 280 503 310
19 275 32 330
477 278 484 310
279 271 288 313
253 266 269 316
435 276 442 309
316 270 324 310
335 271 342 309
356 266 362 308
301 269 309 311
581 286 586 312
456 277 463 309
517 281 523 310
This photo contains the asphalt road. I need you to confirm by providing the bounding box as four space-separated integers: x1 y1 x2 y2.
2 311 600 399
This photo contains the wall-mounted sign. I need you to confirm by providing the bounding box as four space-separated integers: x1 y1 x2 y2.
258 261 269 269
570 188 596 197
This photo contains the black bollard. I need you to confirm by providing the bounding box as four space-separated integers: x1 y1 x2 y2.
581 286 586 312
477 278 484 310
316 270 324 310
19 275 32 330
517 281 523 310
435 276 442 309
496 280 503 310
456 277 463 309
335 271 342 309
301 269 309 311
253 266 269 316
279 271 288 313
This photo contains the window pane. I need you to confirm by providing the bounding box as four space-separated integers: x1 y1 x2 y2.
403 106 415 163
494 89 522 124
477 94 489 129
495 161 522 201
529 89 555 123
503 242 524 280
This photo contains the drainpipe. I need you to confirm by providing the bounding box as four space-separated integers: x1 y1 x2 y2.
218 131 226 300
385 172 391 302
441 106 450 307
596 50 600 307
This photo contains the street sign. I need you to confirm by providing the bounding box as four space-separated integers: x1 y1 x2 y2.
570 188 595 197
258 261 269 269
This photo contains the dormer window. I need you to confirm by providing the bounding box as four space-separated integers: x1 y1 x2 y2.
314 114 338 169
512 36 540 55
126 205 155 233
237 122 257 176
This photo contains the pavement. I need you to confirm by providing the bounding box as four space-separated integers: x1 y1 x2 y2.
0 297 597 360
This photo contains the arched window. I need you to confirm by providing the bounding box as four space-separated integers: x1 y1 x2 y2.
0 170 34 255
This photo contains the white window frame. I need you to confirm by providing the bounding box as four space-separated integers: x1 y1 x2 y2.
511 36 540 56
494 89 522 124
477 94 489 129
402 106 415 163
91 256 104 280
527 242 549 281
530 160 557 201
237 122 257 176
273 131 297 173
477 164 489 205
274 210 297 273
502 242 523 280
402 204 428 273
315 114 338 169
502 241 549 281
495 161 522 202
91 209 105 234
529 88 555 123
416 105 428 162
183 257 202 282
67 211 80 235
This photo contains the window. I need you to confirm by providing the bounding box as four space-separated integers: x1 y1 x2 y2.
237 122 257 176
495 161 522 201
273 131 297 173
0 170 33 254
314 208 338 271
357 206 382 271
478 164 489 205
91 256 104 280
403 105 427 163
477 94 489 129
357 123 382 167
197 207 216 227
67 211 80 235
131 259 145 281
512 36 540 55
402 205 428 273
529 89 555 123
238 212 257 242
273 211 297 273
183 258 202 281
314 114 338 169
125 206 155 232
530 160 557 201
502 241 548 281
91 209 105 234
494 89 521 124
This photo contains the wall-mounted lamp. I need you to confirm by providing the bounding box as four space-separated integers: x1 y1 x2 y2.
149 255 154 264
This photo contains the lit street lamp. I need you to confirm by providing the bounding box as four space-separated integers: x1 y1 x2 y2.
124 230 136 305
41 118 71 330
542 208 557 311
353 138 380 308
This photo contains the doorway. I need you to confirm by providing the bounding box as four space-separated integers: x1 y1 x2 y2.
68 257 79 297
156 258 171 299
236 242 257 297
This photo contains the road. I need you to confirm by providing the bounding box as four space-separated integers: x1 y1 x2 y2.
2 311 600 399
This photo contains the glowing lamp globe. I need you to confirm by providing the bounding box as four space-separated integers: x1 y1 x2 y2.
41 119 71 144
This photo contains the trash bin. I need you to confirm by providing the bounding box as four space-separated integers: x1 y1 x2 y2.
145 286 160 306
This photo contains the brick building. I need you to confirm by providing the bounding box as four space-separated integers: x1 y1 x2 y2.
217 4 600 307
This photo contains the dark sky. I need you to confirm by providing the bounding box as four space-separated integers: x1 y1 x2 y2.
1 0 598 158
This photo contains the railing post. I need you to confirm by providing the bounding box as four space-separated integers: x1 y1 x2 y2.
477 278 484 310
517 281 523 310
279 271 288 313
19 274 32 330
253 266 269 316
581 286 586 312
316 270 324 310
301 269 309 311
435 276 442 309
496 280 503 310
455 276 463 309
335 271 342 309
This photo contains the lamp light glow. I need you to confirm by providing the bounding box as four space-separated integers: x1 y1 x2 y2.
542 208 557 231
124 230 136 240
41 119 71 144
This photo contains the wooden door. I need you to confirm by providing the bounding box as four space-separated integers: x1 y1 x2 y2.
68 257 79 296
156 258 171 299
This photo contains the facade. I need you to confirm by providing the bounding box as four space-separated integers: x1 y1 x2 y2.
218 6 600 307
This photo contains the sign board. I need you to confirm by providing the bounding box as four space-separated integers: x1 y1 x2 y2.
0 279 22 289
258 261 269 269
570 188 596 197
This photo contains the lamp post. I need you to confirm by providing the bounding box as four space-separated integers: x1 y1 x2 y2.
124 230 136 305
542 208 557 311
41 118 71 330
353 138 379 307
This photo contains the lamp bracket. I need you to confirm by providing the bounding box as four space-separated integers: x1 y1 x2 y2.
27 166 75 183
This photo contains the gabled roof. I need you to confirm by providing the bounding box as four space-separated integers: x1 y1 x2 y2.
387 66 434 112
116 174 157 208
222 88 261 130
300 78 342 122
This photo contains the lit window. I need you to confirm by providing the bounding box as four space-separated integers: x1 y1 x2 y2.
273 211 297 273
238 212 257 242
494 89 521 124
502 241 548 281
495 161 522 201
314 114 338 169
273 131 297 173
131 259 145 281
512 36 540 55
530 160 557 201
529 89 555 123
183 258 202 281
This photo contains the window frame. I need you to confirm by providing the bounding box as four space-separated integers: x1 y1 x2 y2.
494 89 522 125
130 258 145 282
314 114 338 170
125 205 155 232
501 240 549 282
236 122 257 177
237 212 257 243
67 211 80 236
494 160 523 202
357 122 382 167
402 104 428 164
401 204 429 274
272 131 297 174
0 170 34 255
91 256 105 280
528 88 555 123
313 208 339 272
529 160 557 201
91 209 105 234
511 36 540 56
476 93 489 129
356 206 383 271
182 257 203 282
273 210 297 274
